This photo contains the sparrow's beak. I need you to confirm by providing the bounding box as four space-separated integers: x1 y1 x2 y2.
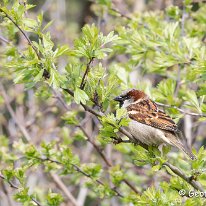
113 96 123 102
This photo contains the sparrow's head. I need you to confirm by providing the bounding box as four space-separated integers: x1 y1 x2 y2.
114 89 148 107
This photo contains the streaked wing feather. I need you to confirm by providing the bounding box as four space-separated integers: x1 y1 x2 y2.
127 100 179 133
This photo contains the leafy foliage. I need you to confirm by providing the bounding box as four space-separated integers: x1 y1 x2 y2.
1 0 206 205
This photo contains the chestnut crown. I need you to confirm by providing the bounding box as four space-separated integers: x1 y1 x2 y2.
114 89 148 103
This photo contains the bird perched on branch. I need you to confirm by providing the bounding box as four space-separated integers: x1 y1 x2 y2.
114 89 196 160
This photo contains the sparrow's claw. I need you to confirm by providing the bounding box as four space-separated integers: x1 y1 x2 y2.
112 137 123 144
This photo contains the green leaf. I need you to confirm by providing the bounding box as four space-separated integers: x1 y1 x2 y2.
157 79 176 97
82 163 102 179
183 90 201 112
14 188 32 203
152 164 161 172
43 32 54 52
116 107 127 120
47 190 63 206
33 69 44 82
43 20 54 31
96 0 111 6
73 24 118 59
74 88 89 104
23 18 38 30
62 111 78 125
109 166 124 185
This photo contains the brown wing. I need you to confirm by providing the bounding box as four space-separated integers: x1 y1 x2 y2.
127 99 179 133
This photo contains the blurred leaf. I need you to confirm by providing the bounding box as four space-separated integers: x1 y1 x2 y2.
74 88 89 104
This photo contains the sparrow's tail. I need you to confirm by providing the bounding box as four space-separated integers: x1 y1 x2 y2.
166 132 197 160
174 140 196 160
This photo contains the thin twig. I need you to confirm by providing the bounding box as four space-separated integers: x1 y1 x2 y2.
41 157 123 198
80 57 94 90
173 4 186 97
109 7 132 20
2 181 15 206
123 179 140 194
0 8 50 78
156 102 206 117
163 162 204 192
0 174 18 189
78 125 112 167
79 124 140 194
0 35 10 44
0 84 31 142
181 5 186 37
50 173 79 206
0 8 41 60
63 88 102 117
90 0 132 20
0 174 43 206
53 89 70 110
174 65 181 98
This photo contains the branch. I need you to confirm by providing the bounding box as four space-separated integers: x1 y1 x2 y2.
80 57 94 90
0 84 31 142
109 7 132 20
53 89 70 111
163 162 204 192
0 174 43 206
181 5 186 37
0 174 18 189
50 173 78 206
2 181 15 206
0 8 50 78
40 157 124 198
63 88 102 117
0 8 40 60
156 102 206 117
78 125 113 167
62 88 204 192
0 35 10 44
79 126 140 194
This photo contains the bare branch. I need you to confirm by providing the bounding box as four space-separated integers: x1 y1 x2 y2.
50 173 79 206
53 89 70 111
78 125 113 167
0 84 31 142
0 35 10 44
181 5 186 37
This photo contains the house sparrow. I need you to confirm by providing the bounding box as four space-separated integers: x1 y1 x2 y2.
114 89 196 160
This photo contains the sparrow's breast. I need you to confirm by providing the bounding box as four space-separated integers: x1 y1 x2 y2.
128 120 170 145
